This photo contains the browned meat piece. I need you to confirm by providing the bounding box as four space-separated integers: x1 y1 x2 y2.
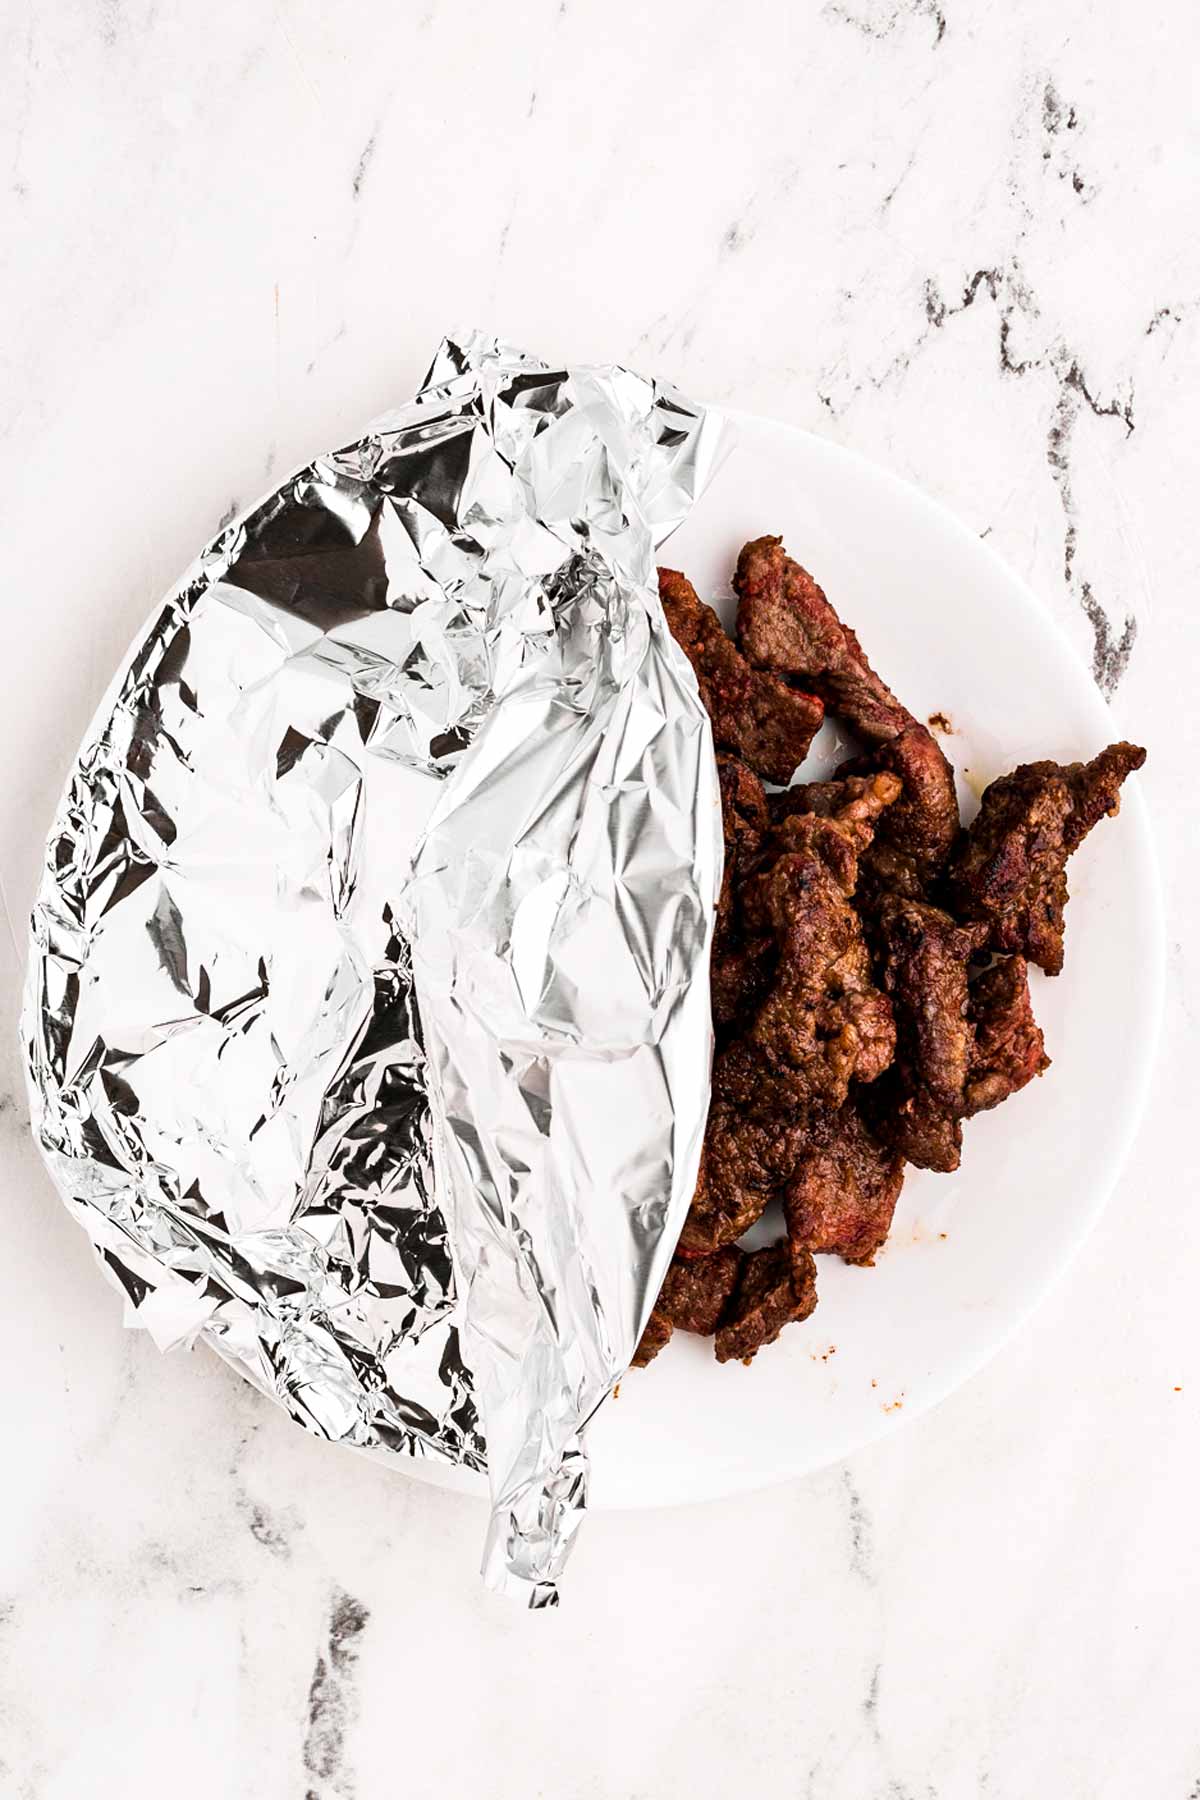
965 955 1050 1115
735 538 959 900
709 1038 822 1124
947 743 1146 975
711 934 775 1034
714 1241 818 1364
734 536 907 743
662 1245 743 1332
718 754 769 853
738 803 896 1113
631 1246 743 1367
744 920 895 1109
639 543 1143 1370
842 724 960 902
710 757 774 1032
768 771 903 848
714 755 768 936
950 767 1071 971
630 1306 674 1368
1064 741 1147 849
660 567 824 784
770 779 852 825
784 1104 905 1267
869 898 989 1172
677 1091 807 1253
709 783 898 1106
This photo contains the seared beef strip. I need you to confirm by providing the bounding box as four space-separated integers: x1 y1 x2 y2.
714 755 768 944
718 755 769 869
662 1245 744 1331
659 566 824 784
738 799 898 1113
644 538 1144 1371
841 725 960 903
684 782 899 1254
1064 741 1147 848
768 771 903 848
734 536 958 901
869 898 989 1172
947 743 1146 975
714 1241 818 1365
784 1103 905 1268
965 955 1050 1116
769 771 899 828
677 1097 807 1254
632 1245 743 1368
630 1306 673 1369
734 535 907 742
711 934 777 1035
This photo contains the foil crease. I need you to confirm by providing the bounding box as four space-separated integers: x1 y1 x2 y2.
22 334 725 1601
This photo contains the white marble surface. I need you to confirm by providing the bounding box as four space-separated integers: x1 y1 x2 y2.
1 1 1198 1795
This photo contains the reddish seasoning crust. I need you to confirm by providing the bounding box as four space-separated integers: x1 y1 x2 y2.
710 934 776 1036
769 771 903 833
634 1241 818 1369
717 754 769 878
711 773 902 1046
842 724 961 904
947 744 1146 975
715 1242 817 1365
659 566 824 786
965 955 1050 1115
676 1096 807 1255
737 800 898 1112
734 535 906 743
868 898 989 1174
635 550 1145 1370
631 1246 742 1368
679 780 899 1260
734 535 960 905
784 1104 905 1270
711 756 771 1031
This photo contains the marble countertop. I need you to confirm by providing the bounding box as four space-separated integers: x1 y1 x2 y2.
2 2 1198 1795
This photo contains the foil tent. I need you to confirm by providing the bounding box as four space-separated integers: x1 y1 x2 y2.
22 336 725 1603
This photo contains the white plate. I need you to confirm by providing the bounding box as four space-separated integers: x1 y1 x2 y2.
400 409 1164 1511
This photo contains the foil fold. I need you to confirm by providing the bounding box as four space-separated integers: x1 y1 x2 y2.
22 334 724 1601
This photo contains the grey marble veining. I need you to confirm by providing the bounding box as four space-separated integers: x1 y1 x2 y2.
1 0 1198 1795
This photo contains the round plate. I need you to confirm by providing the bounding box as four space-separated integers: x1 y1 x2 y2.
398 409 1164 1510
597 412 1165 1504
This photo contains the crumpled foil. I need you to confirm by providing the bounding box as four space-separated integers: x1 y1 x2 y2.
22 334 725 1603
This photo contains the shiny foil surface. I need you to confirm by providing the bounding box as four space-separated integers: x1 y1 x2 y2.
22 335 725 1603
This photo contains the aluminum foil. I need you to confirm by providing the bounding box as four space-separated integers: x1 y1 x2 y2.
22 334 725 1603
